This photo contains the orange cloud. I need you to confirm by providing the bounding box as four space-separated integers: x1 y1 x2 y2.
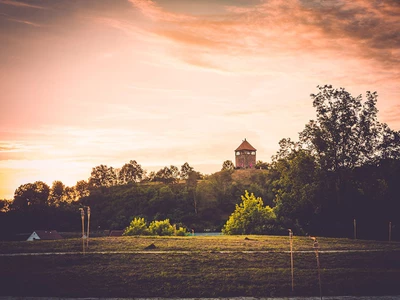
127 0 399 74
128 0 196 22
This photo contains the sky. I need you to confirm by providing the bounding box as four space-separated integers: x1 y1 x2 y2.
0 0 399 199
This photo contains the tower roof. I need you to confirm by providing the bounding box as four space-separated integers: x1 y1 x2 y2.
235 139 256 151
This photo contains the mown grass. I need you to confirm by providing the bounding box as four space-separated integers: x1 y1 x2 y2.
1 235 399 254
1 235 400 298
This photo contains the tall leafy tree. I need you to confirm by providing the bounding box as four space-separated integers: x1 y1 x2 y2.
119 160 144 184
170 165 180 182
180 162 194 180
75 180 89 199
298 85 399 205
49 180 65 206
272 150 320 231
12 181 50 210
154 166 179 184
88 165 117 188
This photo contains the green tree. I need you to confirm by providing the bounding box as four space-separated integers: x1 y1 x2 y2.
62 186 76 203
222 190 276 235
12 181 50 210
187 170 202 214
170 165 180 182
221 160 235 171
49 180 65 206
154 166 179 184
119 160 144 184
88 165 117 188
180 162 194 180
75 180 89 199
298 85 400 205
272 150 320 231
123 217 149 236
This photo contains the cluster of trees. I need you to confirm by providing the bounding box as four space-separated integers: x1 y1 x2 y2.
269 86 400 238
1 85 399 240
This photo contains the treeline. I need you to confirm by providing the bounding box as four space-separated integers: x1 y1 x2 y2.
1 85 400 240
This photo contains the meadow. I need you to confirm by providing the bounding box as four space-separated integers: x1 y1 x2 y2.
1 235 400 298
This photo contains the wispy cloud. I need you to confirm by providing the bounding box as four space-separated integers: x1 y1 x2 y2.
127 85 189 93
128 0 195 22
0 0 48 10
6 17 42 27
0 142 51 153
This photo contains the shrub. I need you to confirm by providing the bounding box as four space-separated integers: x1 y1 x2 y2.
149 219 174 236
175 226 188 236
123 217 149 236
222 190 277 235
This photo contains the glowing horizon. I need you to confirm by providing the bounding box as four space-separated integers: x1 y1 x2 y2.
1 0 399 199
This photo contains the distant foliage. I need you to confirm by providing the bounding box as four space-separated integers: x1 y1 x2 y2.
154 166 180 184
123 218 188 236
255 160 269 170
222 190 277 235
123 217 149 236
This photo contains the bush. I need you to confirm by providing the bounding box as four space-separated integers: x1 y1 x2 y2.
149 219 174 236
123 217 149 236
175 226 188 236
222 190 277 235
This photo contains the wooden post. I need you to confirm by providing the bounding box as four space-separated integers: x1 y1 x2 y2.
80 208 85 254
353 219 357 240
86 207 90 248
389 221 392 243
312 237 322 300
289 229 294 292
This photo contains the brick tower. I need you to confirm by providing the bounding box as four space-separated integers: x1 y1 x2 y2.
235 139 256 169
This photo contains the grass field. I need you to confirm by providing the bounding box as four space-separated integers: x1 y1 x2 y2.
1 235 400 298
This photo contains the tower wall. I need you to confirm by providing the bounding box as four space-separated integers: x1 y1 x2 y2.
235 150 256 168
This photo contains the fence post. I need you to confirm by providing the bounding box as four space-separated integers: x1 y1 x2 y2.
289 229 294 293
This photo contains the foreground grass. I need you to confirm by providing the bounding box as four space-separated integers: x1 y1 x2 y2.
1 235 400 298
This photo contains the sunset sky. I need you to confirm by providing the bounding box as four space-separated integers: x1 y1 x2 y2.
0 0 399 199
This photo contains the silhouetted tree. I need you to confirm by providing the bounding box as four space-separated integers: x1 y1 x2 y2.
180 162 194 180
49 180 65 206
12 181 50 210
119 160 144 184
75 180 89 199
221 160 235 171
89 165 117 188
